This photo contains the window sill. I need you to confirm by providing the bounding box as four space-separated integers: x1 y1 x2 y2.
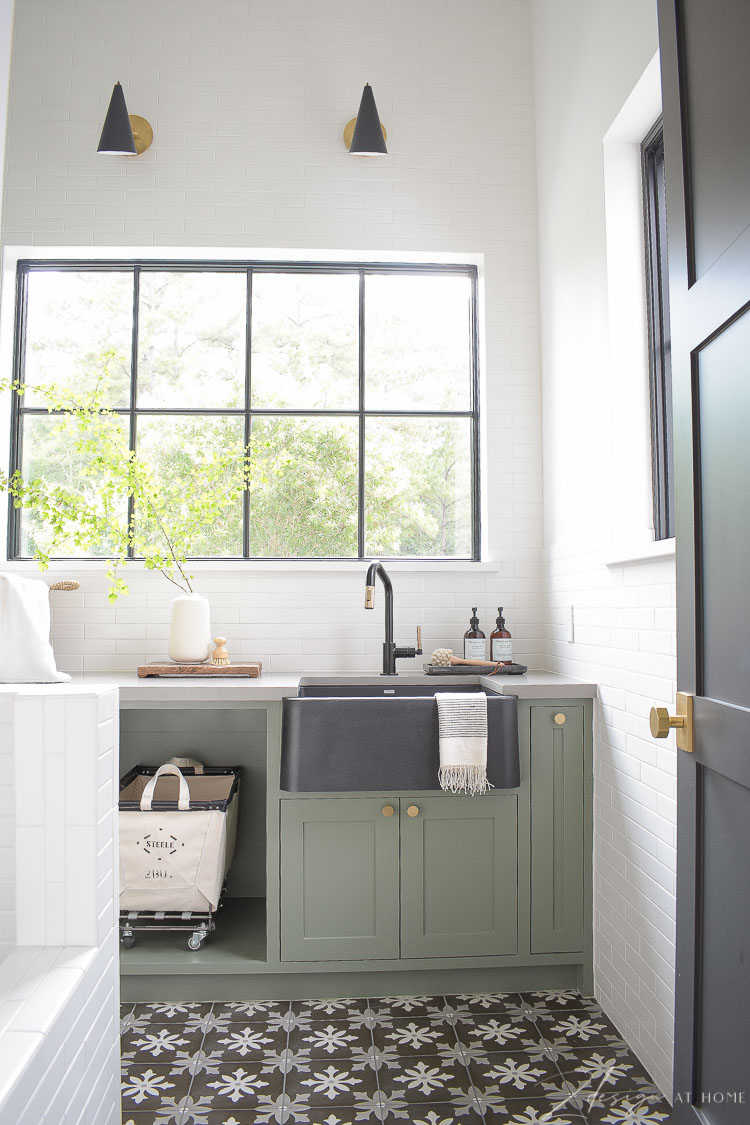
2 557 505 575
604 537 675 567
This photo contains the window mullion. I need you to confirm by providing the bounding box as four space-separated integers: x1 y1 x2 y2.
127 266 139 559
357 269 366 559
244 268 252 559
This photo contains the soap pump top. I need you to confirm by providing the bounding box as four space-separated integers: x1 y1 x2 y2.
464 607 486 660
490 606 513 665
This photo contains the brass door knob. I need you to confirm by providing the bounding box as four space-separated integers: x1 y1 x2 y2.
406 805 420 817
649 706 683 738
382 805 394 817
649 694 694 753
554 713 566 725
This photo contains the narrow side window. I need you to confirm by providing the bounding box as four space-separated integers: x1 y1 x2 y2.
642 120 674 540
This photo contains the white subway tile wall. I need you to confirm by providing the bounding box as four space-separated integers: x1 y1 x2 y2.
2 0 545 665
0 687 120 1125
545 545 677 1097
0 697 13 956
44 568 546 675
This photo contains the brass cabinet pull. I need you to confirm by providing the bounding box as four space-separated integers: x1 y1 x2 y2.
382 805 394 817
554 713 566 725
407 805 420 818
649 692 694 753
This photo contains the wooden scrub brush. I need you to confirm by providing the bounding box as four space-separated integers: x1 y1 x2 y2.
430 647 502 669
210 637 230 666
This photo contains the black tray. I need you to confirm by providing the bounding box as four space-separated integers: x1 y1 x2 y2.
423 662 528 676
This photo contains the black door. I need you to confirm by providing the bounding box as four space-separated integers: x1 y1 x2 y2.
658 1 750 1121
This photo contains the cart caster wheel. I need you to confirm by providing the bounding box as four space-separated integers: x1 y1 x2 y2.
188 933 205 951
121 934 135 949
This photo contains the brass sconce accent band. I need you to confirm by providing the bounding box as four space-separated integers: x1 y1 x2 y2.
128 114 153 155
344 118 387 151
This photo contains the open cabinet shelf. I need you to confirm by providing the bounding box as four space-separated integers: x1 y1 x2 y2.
119 897 267 975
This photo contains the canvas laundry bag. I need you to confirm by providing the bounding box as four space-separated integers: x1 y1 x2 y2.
119 761 240 913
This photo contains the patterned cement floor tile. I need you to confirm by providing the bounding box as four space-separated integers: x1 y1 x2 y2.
188 1060 283 1110
372 1016 458 1056
534 1010 624 1047
375 1055 471 1104
287 1020 374 1060
444 990 523 1014
122 1023 207 1061
202 1025 289 1059
389 1102 486 1124
214 1001 292 1023
519 990 600 1013
556 1048 663 1097
483 1097 589 1124
120 1064 190 1113
373 994 445 1018
583 1092 673 1123
457 1013 543 1051
185 1114 258 1125
283 1056 379 1107
290 997 374 1018
467 1048 564 1092
138 1001 216 1021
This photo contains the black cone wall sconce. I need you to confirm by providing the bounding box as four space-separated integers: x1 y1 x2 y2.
344 84 387 155
97 82 153 155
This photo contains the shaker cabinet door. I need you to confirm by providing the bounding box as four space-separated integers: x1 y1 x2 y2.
280 797 400 961
400 794 518 958
529 705 585 953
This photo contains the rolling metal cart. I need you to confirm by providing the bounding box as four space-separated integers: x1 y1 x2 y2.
118 760 240 950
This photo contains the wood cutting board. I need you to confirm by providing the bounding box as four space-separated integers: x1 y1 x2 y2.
137 661 262 678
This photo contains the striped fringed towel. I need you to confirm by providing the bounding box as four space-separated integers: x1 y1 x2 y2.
436 691 493 795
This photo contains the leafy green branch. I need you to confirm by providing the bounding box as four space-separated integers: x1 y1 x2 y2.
0 358 250 601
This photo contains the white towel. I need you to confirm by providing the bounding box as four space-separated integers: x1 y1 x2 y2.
0 573 71 683
437 691 493 795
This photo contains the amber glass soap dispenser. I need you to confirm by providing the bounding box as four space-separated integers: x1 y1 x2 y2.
463 608 486 660
490 607 512 665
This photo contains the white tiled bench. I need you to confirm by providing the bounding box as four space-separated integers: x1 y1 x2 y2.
0 687 120 1125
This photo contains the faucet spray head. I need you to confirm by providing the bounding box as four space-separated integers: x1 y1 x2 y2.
364 585 375 610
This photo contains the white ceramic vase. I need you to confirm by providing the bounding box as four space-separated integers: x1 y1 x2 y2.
168 593 211 663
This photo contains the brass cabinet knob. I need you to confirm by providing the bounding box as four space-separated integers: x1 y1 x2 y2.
382 805 394 817
406 804 420 817
554 713 566 725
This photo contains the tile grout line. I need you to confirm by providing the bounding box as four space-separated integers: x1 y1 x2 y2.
280 998 292 1107
446 992 489 1123
178 1002 212 1125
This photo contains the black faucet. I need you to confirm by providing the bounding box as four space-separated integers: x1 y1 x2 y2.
364 560 422 676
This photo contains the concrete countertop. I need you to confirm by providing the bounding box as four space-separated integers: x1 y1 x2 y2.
64 669 597 702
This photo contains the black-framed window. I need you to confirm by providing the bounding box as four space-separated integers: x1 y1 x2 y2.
642 120 674 541
8 260 480 561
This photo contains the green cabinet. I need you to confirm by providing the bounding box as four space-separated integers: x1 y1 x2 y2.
281 794 518 962
280 797 400 961
529 704 585 953
400 794 518 958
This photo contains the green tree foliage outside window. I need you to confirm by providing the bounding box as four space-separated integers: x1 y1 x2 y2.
8 264 479 565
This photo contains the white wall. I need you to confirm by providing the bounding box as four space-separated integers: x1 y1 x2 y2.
0 0 545 673
533 0 677 1100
